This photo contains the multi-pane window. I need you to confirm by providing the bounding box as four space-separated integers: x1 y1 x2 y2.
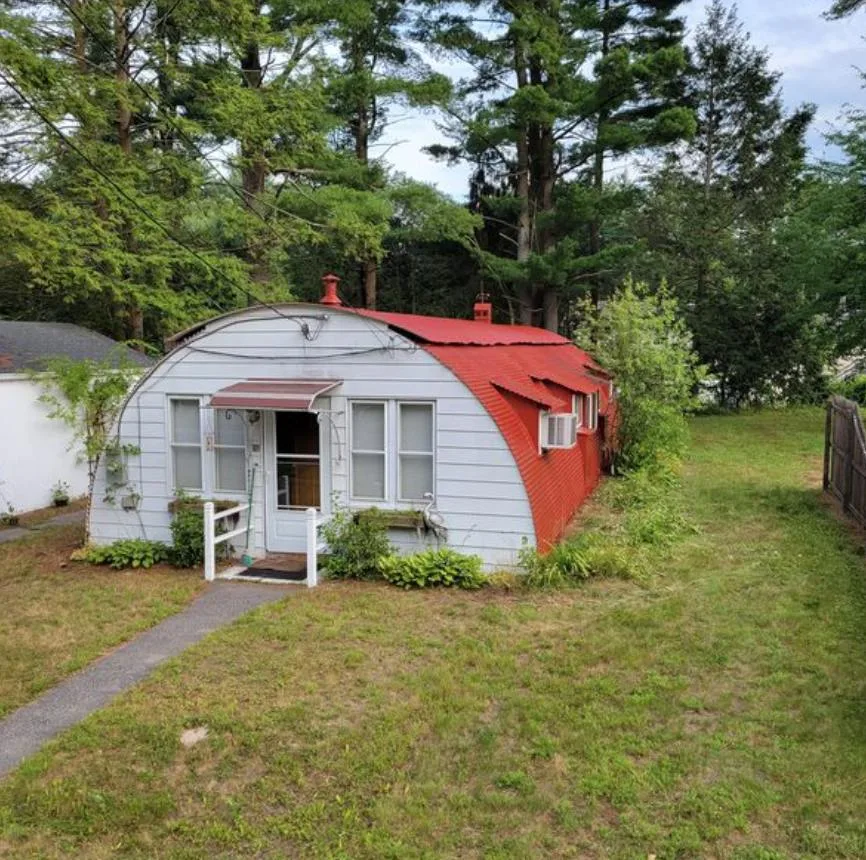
276 411 320 509
171 398 202 491
214 410 246 492
350 400 435 503
398 403 434 500
351 402 387 500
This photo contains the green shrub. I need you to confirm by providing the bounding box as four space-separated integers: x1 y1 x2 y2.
169 502 207 568
379 548 486 590
831 374 866 405
520 534 640 589
575 279 705 471
603 461 690 547
84 539 168 570
321 506 393 580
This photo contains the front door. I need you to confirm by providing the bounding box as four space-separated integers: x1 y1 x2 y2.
264 410 325 552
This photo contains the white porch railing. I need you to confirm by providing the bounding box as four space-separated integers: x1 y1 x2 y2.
203 502 329 587
305 507 331 588
203 501 251 582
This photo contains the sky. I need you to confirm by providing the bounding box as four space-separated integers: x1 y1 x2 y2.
378 0 866 201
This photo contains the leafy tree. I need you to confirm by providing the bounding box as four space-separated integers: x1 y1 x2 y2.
575 279 704 470
34 353 142 543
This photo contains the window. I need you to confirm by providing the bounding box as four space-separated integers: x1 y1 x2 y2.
540 412 578 450
585 392 599 432
351 402 387 500
214 410 246 492
399 403 434 500
171 398 202 491
572 394 585 434
276 411 320 509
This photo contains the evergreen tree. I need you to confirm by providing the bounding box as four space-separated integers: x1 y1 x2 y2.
424 0 693 330
636 1 820 405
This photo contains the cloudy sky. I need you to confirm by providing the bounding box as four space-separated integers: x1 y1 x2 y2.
379 0 866 200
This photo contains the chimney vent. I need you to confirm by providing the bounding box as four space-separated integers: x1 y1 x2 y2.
473 292 492 323
320 273 342 306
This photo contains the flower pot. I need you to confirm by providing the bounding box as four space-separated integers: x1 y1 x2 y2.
53 498 69 507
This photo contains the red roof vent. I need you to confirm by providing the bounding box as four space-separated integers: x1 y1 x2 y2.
321 273 342 306
474 292 492 324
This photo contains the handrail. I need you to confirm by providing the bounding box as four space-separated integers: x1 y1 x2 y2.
203 501 251 582
305 507 330 588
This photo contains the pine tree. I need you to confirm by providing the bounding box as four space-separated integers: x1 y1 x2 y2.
424 0 693 330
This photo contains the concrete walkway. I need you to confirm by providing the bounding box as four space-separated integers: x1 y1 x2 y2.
0 581 288 778
0 509 86 544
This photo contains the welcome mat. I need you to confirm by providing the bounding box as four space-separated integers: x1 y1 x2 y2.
235 568 307 582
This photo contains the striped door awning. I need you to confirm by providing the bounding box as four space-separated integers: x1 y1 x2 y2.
209 378 341 410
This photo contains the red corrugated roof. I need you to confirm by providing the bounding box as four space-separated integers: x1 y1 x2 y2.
355 309 573 346
348 307 612 551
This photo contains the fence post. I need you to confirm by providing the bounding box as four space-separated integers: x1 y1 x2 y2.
306 507 318 588
204 501 215 582
843 410 856 513
823 402 832 492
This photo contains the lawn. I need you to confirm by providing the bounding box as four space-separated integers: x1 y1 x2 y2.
3 408 866 858
0 524 204 718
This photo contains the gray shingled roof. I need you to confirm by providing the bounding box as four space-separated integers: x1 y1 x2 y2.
0 321 154 373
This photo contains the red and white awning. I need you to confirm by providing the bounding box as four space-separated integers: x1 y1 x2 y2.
210 378 341 411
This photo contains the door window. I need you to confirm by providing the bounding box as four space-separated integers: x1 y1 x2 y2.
275 412 320 509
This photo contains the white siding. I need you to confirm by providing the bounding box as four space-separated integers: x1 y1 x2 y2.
89 307 535 569
0 375 89 512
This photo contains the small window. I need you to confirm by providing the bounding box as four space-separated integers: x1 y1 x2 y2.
276 411 320 509
214 410 246 492
399 403 434 500
541 412 578 450
171 398 202 491
585 392 599 432
351 402 386 500
572 394 585 434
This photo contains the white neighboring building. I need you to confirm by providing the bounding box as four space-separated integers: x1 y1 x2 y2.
0 321 152 513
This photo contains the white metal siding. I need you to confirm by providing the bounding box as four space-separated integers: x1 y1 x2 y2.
89 308 535 568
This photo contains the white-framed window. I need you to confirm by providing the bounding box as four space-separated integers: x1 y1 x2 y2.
349 400 436 503
540 411 578 450
585 392 599 432
214 409 247 492
351 401 387 500
398 402 435 501
170 398 203 491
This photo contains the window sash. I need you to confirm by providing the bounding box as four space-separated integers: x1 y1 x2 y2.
170 398 202 491
351 401 387 500
214 409 247 492
398 403 434 500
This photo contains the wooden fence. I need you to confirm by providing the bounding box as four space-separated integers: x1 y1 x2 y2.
824 395 866 527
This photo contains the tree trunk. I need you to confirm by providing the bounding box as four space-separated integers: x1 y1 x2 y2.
514 40 533 325
589 0 610 307
350 37 378 308
362 259 377 308
113 0 142 341
240 41 266 211
113 0 132 156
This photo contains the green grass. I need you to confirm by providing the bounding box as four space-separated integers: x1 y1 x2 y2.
3 408 866 858
0 525 204 718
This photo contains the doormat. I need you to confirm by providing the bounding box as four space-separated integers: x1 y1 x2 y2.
236 568 307 582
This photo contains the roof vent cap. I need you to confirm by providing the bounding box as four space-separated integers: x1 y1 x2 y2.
474 291 492 323
321 273 342 306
